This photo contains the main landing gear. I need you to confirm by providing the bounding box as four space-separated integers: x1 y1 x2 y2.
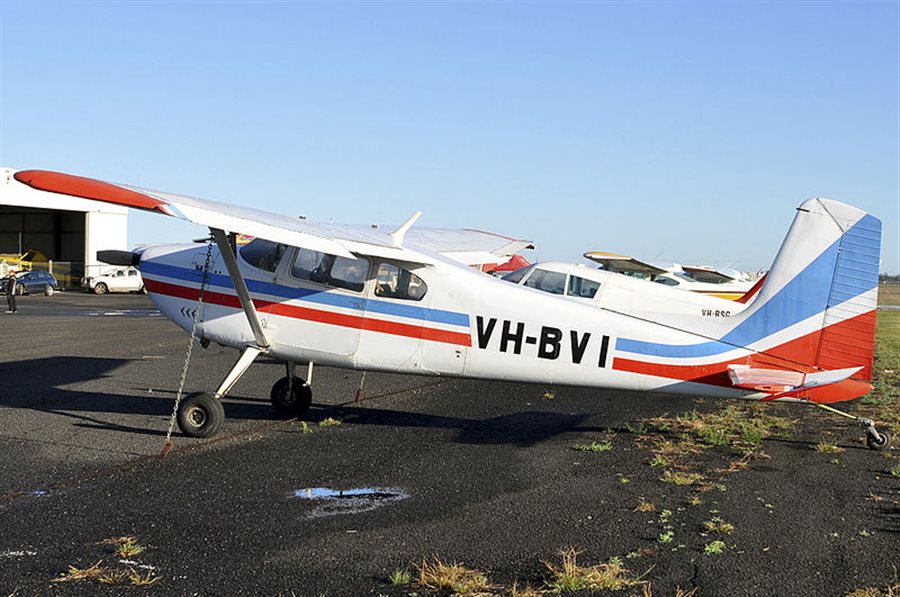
815 402 892 451
175 346 314 438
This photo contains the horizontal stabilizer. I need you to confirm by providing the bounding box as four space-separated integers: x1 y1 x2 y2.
727 364 863 401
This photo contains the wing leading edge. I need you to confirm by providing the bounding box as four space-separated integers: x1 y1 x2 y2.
13 169 532 265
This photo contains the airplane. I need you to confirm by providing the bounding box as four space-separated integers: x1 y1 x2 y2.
582 251 762 301
499 261 758 323
8 168 891 451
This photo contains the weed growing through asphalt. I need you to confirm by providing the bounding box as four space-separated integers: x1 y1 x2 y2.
635 498 656 513
543 390 555 400
703 540 726 556
648 454 668 468
658 531 674 544
124 569 160 587
388 568 411 586
859 529 873 538
890 465 900 479
318 417 342 427
115 539 144 559
815 441 844 453
415 556 490 594
702 517 735 535
573 440 612 453
660 471 704 486
543 548 641 592
300 421 313 434
51 562 108 583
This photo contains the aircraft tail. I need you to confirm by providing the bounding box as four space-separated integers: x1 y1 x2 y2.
732 198 881 400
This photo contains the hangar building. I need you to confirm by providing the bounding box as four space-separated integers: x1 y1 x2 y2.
0 167 128 286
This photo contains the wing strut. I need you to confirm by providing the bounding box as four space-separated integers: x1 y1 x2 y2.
210 227 270 349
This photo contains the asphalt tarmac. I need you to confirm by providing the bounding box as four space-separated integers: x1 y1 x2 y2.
1 292 897 596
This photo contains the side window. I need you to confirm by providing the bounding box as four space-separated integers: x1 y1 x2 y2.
654 276 680 286
128 270 138 277
291 249 369 293
375 262 428 301
501 266 531 284
239 238 287 273
328 256 368 292
567 275 600 298
523 269 566 295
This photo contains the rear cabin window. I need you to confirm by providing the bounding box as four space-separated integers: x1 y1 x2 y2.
374 263 427 301
291 248 369 293
523 269 566 295
654 276 680 286
567 275 600 298
240 239 287 273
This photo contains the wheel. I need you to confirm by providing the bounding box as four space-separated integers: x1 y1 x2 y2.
93 282 108 295
44 284 54 296
866 429 891 451
139 285 147 294
270 376 313 417
15 285 23 296
177 392 225 438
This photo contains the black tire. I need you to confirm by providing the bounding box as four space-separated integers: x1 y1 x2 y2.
866 430 891 451
177 392 225 438
15 285 24 296
44 284 54 297
94 282 108 295
270 376 313 417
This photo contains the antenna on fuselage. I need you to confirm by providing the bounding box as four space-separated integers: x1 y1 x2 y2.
389 211 422 246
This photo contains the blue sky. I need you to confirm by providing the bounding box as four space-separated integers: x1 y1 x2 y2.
2 1 898 273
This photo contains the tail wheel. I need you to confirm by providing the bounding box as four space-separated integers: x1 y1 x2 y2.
270 376 312 417
177 392 225 438
866 430 891 451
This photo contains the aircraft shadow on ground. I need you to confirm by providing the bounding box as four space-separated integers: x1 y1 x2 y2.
0 357 592 445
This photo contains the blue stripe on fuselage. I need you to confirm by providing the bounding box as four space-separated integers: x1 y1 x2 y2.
140 261 471 327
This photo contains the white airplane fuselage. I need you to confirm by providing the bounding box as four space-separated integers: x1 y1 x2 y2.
140 242 751 400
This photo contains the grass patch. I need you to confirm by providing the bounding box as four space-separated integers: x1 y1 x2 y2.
388 568 411 586
860 311 900 437
544 548 641 592
116 539 144 559
318 417 342 427
702 517 735 535
573 440 612 453
815 442 844 454
416 556 490 594
660 471 704 486
703 540 726 556
635 498 656 513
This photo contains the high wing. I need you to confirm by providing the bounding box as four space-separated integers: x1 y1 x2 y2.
681 265 737 284
582 250 667 276
13 170 532 265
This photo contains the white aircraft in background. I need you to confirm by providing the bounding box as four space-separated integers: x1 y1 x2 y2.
7 169 890 451
501 261 753 322
583 251 762 301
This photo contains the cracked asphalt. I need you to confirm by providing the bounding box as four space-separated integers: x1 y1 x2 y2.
1 292 897 595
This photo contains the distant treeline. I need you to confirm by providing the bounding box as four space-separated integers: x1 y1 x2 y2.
880 274 900 283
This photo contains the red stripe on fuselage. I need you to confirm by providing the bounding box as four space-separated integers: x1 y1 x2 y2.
613 310 876 403
144 279 472 347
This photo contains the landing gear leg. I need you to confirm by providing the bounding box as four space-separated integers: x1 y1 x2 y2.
814 403 892 451
270 360 313 417
176 345 264 437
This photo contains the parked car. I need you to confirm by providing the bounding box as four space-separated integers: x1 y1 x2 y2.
82 267 144 294
0 271 60 296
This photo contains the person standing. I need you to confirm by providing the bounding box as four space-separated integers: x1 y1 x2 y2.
6 274 17 313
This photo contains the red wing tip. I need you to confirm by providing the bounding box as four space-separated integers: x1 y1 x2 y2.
13 169 172 214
